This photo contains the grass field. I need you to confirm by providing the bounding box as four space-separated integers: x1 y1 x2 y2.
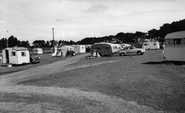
16 50 185 112
0 53 78 75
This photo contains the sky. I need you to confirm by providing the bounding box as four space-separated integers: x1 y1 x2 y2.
0 0 185 43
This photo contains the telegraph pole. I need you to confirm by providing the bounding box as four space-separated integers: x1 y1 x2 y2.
6 38 8 48
6 30 9 48
52 28 55 52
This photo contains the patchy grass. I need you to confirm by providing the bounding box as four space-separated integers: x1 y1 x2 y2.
19 50 185 112
0 53 90 75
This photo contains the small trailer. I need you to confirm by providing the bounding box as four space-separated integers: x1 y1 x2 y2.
90 43 121 56
164 31 185 62
143 41 160 50
32 48 43 54
71 45 86 54
2 47 30 65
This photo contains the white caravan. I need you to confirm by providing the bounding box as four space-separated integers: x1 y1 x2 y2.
32 48 43 54
143 41 160 50
164 31 185 61
2 47 30 65
71 45 86 54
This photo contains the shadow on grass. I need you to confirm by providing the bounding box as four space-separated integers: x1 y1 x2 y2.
143 61 185 65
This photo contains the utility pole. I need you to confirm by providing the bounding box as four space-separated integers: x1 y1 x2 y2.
52 28 55 52
6 30 9 48
6 38 8 48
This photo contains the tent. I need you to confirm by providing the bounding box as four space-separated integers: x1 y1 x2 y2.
59 46 75 57
71 45 86 54
52 46 75 57
2 47 30 65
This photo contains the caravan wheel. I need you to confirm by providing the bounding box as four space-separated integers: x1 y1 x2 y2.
120 52 125 56
137 51 142 55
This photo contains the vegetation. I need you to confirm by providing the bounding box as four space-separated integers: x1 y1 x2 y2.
0 19 185 50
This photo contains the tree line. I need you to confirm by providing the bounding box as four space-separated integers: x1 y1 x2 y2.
78 19 185 44
0 35 30 49
0 19 185 50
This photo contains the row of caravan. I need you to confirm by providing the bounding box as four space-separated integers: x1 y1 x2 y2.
52 44 122 57
2 30 185 65
51 45 87 57
1 45 88 65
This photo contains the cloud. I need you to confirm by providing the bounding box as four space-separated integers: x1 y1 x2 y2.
82 4 109 13
0 21 5 24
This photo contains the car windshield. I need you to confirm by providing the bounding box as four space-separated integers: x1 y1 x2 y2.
130 46 136 49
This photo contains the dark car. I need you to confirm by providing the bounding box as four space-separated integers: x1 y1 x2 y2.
66 50 76 56
30 55 40 64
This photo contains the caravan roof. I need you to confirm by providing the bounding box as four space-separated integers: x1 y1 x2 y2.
59 46 74 50
6 47 28 51
94 42 115 46
165 31 185 39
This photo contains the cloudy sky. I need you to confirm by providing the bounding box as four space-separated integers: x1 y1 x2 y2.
0 0 185 43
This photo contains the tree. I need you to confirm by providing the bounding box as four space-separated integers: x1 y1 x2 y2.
134 31 146 42
32 40 45 47
148 29 159 39
8 35 19 47
19 41 30 47
0 38 7 49
115 32 126 42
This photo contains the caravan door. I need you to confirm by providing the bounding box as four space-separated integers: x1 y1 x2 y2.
5 50 9 63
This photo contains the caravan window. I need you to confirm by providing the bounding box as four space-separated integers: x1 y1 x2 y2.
165 39 181 45
97 46 101 50
169 39 181 45
166 39 181 45
154 43 156 45
113 46 117 49
12 52 16 56
105 46 110 49
21 52 26 56
165 39 170 45
172 39 181 44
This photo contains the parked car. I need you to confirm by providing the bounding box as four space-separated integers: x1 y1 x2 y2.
119 46 145 56
66 50 76 56
30 55 40 64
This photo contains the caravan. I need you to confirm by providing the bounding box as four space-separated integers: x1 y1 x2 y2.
164 31 185 61
143 41 160 50
2 47 30 65
32 48 43 54
90 43 121 56
71 45 86 54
